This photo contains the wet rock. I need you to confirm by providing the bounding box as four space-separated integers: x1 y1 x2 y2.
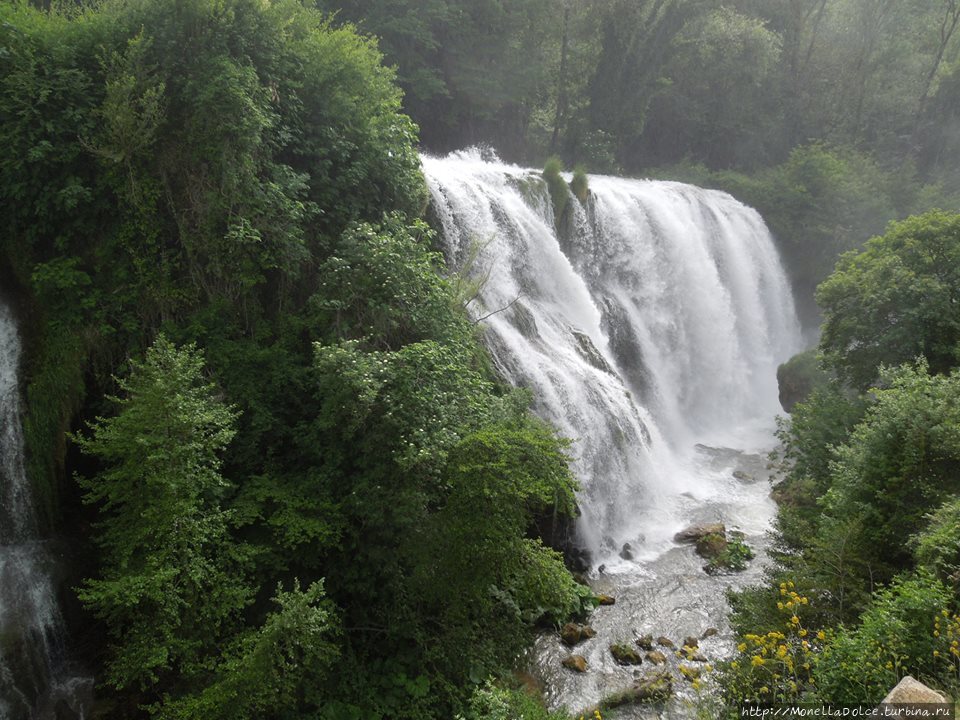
596 594 616 606
562 654 588 672
55 700 80 720
683 636 699 649
572 572 589 586
881 675 947 704
634 670 673 702
619 542 635 560
695 532 728 559
674 523 725 543
636 634 654 650
610 642 643 665
560 622 579 646
567 547 592 574
686 650 708 662
656 636 675 648
601 670 673 707
645 650 667 665
572 330 615 375
561 622 596 646
733 470 754 481
701 627 719 639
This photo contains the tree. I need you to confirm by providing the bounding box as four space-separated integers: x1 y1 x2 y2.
74 336 250 693
817 210 960 389
153 581 338 720
819 363 960 579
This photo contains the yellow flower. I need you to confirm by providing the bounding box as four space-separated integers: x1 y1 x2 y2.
791 616 800 625
751 656 765 667
738 643 747 653
817 631 826 641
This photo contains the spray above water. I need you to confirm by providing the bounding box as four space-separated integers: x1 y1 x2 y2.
423 150 801 564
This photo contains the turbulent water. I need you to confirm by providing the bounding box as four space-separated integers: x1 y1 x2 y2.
0 301 90 720
423 149 802 714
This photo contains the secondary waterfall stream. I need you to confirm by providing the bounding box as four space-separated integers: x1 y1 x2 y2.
0 301 90 720
423 150 802 715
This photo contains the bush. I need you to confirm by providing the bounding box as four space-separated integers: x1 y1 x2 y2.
543 157 570 226
813 572 953 703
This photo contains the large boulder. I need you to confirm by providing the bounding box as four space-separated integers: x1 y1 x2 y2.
695 532 728 559
562 654 588 672
777 348 830 413
881 675 948 705
674 523 725 543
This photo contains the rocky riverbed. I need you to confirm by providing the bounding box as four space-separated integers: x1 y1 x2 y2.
532 441 780 718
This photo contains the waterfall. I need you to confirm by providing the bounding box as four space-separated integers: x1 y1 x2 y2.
423 150 802 564
0 301 89 720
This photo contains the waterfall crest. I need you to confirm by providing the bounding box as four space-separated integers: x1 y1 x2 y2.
423 150 801 562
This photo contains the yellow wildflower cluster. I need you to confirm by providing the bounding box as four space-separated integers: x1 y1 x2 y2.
724 582 823 704
577 710 603 720
933 609 960 683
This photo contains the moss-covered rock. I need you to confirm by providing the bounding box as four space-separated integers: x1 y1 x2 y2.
695 532 728 559
562 654 588 672
645 650 667 665
561 622 596 646
610 642 643 665
777 348 830 413
703 532 754 574
636 634 654 650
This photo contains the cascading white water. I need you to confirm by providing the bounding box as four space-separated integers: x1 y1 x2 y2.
0 301 90 720
423 150 802 565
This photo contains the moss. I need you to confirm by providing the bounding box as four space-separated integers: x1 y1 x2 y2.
610 641 643 665
570 166 589 203
543 157 570 227
22 323 87 528
704 533 754 574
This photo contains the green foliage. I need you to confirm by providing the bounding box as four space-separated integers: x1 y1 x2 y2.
569 166 589 203
543 157 570 226
455 680 570 720
705 534 755 574
722 583 820 706
152 581 338 720
915 496 960 584
773 381 867 552
817 211 960 389
776 348 831 413
820 363 960 579
814 572 953 703
312 215 463 348
74 336 250 693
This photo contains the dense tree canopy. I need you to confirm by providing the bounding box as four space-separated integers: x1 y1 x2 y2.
817 211 960 389
0 1 584 718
